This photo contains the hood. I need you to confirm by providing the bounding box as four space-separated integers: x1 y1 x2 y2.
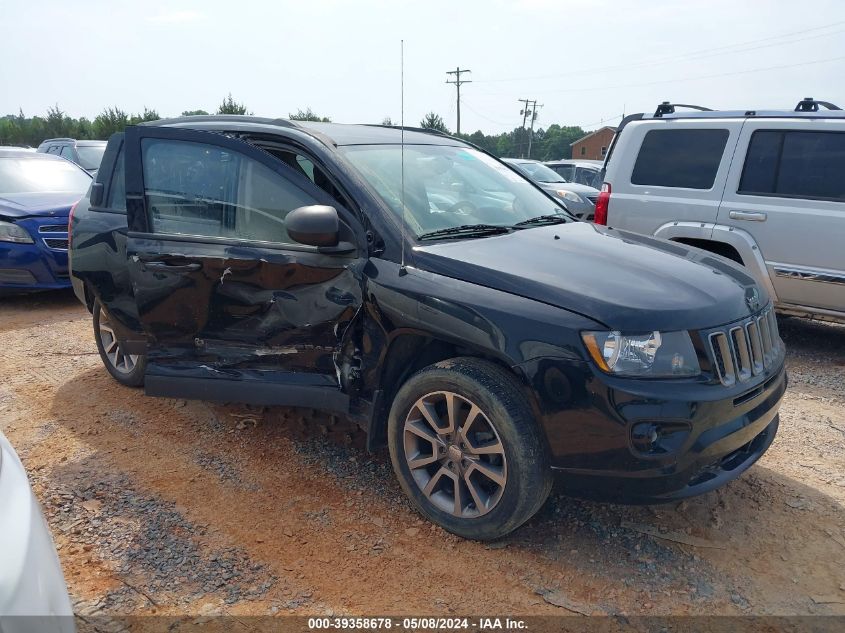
537 181 598 196
413 222 765 331
0 192 80 219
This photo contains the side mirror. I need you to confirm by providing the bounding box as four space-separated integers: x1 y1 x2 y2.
286 205 339 247
90 182 104 207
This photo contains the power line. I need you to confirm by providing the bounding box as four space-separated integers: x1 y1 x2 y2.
473 19 845 84
539 53 845 95
446 67 471 135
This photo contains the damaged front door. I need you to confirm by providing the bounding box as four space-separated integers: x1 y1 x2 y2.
123 125 364 412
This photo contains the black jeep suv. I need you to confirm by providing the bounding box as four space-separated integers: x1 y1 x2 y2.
69 116 785 539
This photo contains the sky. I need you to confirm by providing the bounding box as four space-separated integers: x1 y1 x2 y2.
2 0 845 134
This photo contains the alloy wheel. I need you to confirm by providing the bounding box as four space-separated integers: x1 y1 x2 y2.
97 308 140 374
403 391 508 518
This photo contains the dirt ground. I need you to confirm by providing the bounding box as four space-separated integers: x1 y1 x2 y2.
1 289 844 617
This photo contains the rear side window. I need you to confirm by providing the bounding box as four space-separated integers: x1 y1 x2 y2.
141 139 318 243
631 129 729 189
739 130 845 201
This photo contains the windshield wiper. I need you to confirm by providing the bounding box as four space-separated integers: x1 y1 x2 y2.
418 224 512 241
513 214 569 228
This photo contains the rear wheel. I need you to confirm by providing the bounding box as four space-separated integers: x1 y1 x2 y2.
92 299 145 387
388 357 552 540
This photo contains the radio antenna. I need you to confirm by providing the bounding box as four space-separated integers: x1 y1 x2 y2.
399 39 407 275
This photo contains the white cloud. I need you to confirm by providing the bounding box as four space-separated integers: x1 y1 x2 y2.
146 10 203 24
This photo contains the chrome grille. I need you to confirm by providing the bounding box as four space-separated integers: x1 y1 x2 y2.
39 224 68 233
586 194 599 205
708 306 781 386
43 238 69 250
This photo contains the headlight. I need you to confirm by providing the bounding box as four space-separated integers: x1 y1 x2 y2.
0 220 34 244
581 330 701 377
556 190 582 203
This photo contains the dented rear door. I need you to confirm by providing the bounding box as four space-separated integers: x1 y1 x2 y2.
123 125 363 407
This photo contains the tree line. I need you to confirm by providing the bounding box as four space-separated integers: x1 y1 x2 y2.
1 95 585 160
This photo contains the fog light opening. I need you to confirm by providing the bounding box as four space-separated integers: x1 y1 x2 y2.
630 421 691 457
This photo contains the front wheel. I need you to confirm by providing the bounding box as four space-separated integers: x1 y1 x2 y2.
92 298 146 387
388 357 552 540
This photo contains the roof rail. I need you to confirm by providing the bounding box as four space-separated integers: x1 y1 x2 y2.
41 137 76 142
794 97 841 112
654 102 713 118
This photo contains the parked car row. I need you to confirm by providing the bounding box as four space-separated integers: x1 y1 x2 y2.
501 158 599 219
36 138 107 176
0 149 91 295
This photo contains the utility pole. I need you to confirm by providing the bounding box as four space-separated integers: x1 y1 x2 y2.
527 102 543 159
446 67 471 135
518 99 542 158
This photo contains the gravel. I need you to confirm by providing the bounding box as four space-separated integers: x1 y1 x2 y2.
31 461 276 614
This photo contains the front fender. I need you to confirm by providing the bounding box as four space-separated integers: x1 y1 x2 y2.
653 221 777 303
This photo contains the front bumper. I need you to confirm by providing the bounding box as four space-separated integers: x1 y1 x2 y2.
0 217 70 293
519 356 786 503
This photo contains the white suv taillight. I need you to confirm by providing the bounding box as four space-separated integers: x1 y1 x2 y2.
68 200 79 248
594 182 611 225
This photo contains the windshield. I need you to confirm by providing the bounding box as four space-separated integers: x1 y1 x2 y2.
75 145 106 170
514 161 568 183
0 157 91 194
341 145 569 238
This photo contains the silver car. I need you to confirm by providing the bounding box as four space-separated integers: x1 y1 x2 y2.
0 431 74 632
502 158 600 220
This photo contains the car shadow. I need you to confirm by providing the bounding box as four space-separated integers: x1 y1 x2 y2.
40 362 845 616
0 288 84 333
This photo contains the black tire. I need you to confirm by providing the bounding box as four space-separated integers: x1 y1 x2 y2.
387 357 552 540
92 298 146 387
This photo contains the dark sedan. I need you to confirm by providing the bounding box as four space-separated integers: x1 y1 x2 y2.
0 149 91 294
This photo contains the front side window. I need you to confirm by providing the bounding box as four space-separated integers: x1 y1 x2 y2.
0 157 91 194
341 144 569 238
142 139 318 243
631 128 729 189
739 130 845 201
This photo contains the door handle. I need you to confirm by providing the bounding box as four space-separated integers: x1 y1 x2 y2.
143 261 202 272
729 210 767 222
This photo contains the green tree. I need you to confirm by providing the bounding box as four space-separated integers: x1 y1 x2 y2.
217 93 250 115
128 107 160 125
289 108 331 122
181 109 209 116
92 107 129 139
381 116 394 126
420 112 450 134
44 104 73 138
537 124 586 161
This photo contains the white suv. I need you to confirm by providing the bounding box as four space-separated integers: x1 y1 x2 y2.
597 98 845 324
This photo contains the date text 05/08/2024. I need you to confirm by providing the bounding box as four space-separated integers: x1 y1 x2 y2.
307 618 528 630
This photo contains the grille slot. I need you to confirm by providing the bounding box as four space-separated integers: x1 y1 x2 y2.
729 326 752 383
745 320 764 375
708 306 781 386
43 238 69 250
39 224 68 233
709 332 735 386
